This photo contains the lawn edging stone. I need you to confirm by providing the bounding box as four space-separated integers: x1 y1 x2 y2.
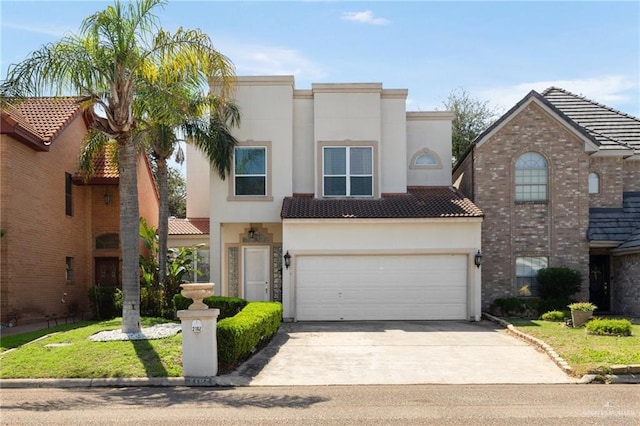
482 312 573 375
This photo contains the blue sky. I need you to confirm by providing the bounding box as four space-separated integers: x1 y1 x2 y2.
1 0 639 117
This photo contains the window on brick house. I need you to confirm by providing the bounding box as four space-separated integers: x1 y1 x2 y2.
516 256 547 297
515 152 547 201
588 172 600 194
65 172 73 216
66 257 74 283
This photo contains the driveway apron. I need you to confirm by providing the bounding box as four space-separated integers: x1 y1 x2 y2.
231 320 575 385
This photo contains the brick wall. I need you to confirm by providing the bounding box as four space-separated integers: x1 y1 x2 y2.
1 117 93 324
612 253 640 317
589 156 623 208
623 160 640 192
474 101 590 309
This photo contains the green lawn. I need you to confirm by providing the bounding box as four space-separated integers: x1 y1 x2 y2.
0 318 182 379
508 318 640 376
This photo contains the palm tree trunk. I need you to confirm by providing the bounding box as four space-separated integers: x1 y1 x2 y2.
118 137 141 333
157 157 169 308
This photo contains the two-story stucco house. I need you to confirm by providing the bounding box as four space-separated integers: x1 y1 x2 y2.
453 88 640 317
1 97 159 325
183 76 484 322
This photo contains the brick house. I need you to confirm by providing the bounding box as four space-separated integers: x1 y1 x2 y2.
1 97 159 325
453 87 640 316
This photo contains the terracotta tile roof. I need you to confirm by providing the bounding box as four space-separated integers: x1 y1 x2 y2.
168 218 210 235
92 143 119 179
1 97 83 147
542 87 640 153
281 187 484 219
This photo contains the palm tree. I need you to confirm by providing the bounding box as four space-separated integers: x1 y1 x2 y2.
0 0 234 332
136 74 240 310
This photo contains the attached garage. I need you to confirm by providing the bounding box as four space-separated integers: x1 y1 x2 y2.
281 187 484 322
296 254 467 321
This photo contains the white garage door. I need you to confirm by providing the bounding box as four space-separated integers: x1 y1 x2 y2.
296 254 467 321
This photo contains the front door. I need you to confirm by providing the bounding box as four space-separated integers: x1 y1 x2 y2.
589 255 610 312
243 246 270 301
95 257 120 287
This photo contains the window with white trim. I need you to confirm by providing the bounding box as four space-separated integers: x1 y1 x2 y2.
234 147 266 196
516 256 548 297
588 172 600 194
323 146 373 197
515 152 548 201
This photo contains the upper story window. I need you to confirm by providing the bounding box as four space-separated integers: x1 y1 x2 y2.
65 172 73 216
588 172 600 194
410 149 442 169
323 146 373 197
234 146 266 196
515 152 548 202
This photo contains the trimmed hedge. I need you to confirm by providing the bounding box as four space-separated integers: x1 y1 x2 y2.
586 318 632 336
540 310 567 322
173 295 248 320
217 302 282 370
490 297 540 318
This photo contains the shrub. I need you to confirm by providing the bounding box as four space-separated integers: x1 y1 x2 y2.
88 287 121 320
540 310 567 322
586 318 632 336
490 297 540 317
173 295 248 320
537 267 582 311
568 302 597 312
217 302 282 371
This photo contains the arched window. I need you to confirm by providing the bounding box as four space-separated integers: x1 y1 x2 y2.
515 152 548 201
588 172 600 194
410 149 441 169
95 233 119 249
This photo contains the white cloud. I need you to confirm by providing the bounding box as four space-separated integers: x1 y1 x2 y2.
215 40 328 82
341 10 390 25
479 75 639 113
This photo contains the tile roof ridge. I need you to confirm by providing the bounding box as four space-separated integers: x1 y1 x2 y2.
543 86 640 121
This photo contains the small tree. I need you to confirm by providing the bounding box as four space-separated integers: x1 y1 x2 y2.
443 88 500 164
537 267 582 312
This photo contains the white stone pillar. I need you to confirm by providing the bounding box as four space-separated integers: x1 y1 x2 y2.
177 308 220 377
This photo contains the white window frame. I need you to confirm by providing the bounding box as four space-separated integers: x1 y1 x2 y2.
515 256 548 297
515 152 548 202
228 143 273 201
588 172 600 194
322 146 373 197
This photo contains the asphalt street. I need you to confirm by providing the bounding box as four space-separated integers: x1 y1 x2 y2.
1 384 639 425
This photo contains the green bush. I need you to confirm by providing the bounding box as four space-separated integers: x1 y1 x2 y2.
540 310 567 322
88 287 121 320
217 302 282 370
173 295 248 320
490 297 540 317
586 318 632 336
537 267 582 311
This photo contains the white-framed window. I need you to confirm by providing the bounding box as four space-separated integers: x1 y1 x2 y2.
234 147 266 196
588 172 600 194
515 152 548 201
187 248 210 283
410 149 442 169
515 256 548 297
323 146 373 197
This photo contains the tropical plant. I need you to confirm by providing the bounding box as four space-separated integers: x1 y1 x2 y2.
1 0 234 332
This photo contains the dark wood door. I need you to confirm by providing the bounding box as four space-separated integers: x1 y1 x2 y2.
95 257 120 287
589 255 610 312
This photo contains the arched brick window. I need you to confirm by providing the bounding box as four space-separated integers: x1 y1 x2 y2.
515 152 548 201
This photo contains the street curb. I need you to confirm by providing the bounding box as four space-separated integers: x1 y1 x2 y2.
0 376 249 388
482 313 640 384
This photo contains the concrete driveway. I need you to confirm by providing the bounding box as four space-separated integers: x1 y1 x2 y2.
230 320 575 385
